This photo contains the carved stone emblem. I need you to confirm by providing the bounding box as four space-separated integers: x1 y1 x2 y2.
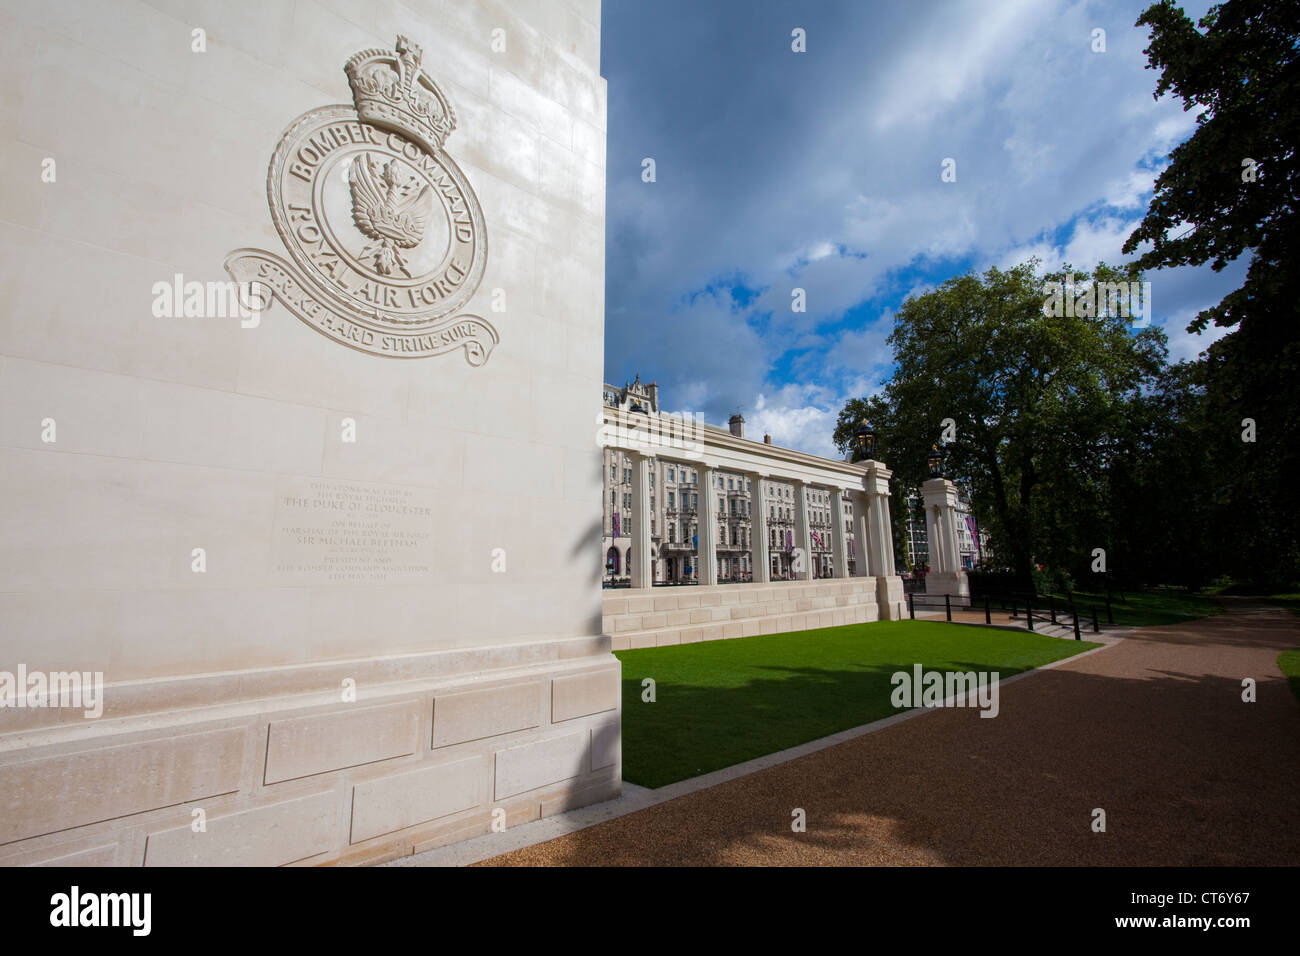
226 36 496 364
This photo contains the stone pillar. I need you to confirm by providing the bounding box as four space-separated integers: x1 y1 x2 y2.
921 476 970 604
628 451 653 589
923 505 937 571
697 464 719 586
878 488 898 577
851 491 872 578
792 479 813 581
749 472 770 583
830 488 849 579
628 452 652 588
863 461 907 619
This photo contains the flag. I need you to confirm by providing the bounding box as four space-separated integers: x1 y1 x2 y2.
612 513 620 537
811 531 823 548
966 516 981 560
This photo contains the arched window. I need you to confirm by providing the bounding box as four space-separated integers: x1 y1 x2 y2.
606 547 620 574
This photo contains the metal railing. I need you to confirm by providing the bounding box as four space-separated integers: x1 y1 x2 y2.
907 590 1109 641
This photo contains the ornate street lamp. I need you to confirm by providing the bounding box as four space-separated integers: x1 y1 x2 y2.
926 444 944 478
852 419 876 461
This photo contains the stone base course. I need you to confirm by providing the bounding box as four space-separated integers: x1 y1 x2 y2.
604 578 891 650
0 638 620 867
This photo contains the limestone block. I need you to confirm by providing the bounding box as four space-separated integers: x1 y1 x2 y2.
30 844 118 867
264 701 420 784
494 732 587 799
350 756 483 843
591 721 619 771
551 669 618 722
432 682 541 748
145 791 337 866
540 773 619 817
0 729 244 845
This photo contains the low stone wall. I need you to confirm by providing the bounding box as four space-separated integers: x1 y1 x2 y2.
604 578 886 650
0 640 620 867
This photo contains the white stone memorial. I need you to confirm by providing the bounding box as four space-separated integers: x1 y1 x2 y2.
921 476 972 604
0 0 612 866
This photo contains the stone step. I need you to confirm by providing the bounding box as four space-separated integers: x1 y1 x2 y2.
609 603 879 651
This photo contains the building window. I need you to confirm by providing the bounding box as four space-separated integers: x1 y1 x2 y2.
668 492 675 508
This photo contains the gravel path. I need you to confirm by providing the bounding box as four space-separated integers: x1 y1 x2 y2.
478 599 1300 866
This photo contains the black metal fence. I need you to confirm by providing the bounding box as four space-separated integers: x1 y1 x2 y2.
907 590 1110 641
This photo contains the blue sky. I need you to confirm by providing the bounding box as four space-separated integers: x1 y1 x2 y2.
598 0 1246 458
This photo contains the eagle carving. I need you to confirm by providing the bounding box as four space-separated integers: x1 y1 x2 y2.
348 153 434 277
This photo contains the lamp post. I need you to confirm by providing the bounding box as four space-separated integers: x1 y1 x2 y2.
852 419 876 462
926 443 944 478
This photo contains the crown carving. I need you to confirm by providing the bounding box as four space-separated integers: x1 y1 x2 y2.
344 36 457 152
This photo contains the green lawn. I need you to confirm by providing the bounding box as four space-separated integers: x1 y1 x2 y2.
1279 650 1300 703
1048 587 1222 628
616 620 1099 788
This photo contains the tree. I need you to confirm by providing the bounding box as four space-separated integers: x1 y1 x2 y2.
1124 0 1299 335
837 261 1168 589
1123 0 1300 588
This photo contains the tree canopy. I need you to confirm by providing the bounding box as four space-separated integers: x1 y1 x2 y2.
836 262 1167 588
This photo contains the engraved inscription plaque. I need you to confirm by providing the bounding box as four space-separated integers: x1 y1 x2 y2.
273 477 435 585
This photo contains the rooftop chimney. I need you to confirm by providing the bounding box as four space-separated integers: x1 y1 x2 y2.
763 434 772 444
728 413 745 438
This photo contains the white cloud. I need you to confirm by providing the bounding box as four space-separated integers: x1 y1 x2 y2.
604 0 1240 444
1161 310 1232 364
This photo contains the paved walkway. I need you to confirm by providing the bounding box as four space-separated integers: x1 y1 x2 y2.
478 599 1300 866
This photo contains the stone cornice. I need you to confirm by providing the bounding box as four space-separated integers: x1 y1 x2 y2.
599 407 875 491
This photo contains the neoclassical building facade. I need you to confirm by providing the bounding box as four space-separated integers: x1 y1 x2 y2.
601 377 858 585
904 484 989 572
